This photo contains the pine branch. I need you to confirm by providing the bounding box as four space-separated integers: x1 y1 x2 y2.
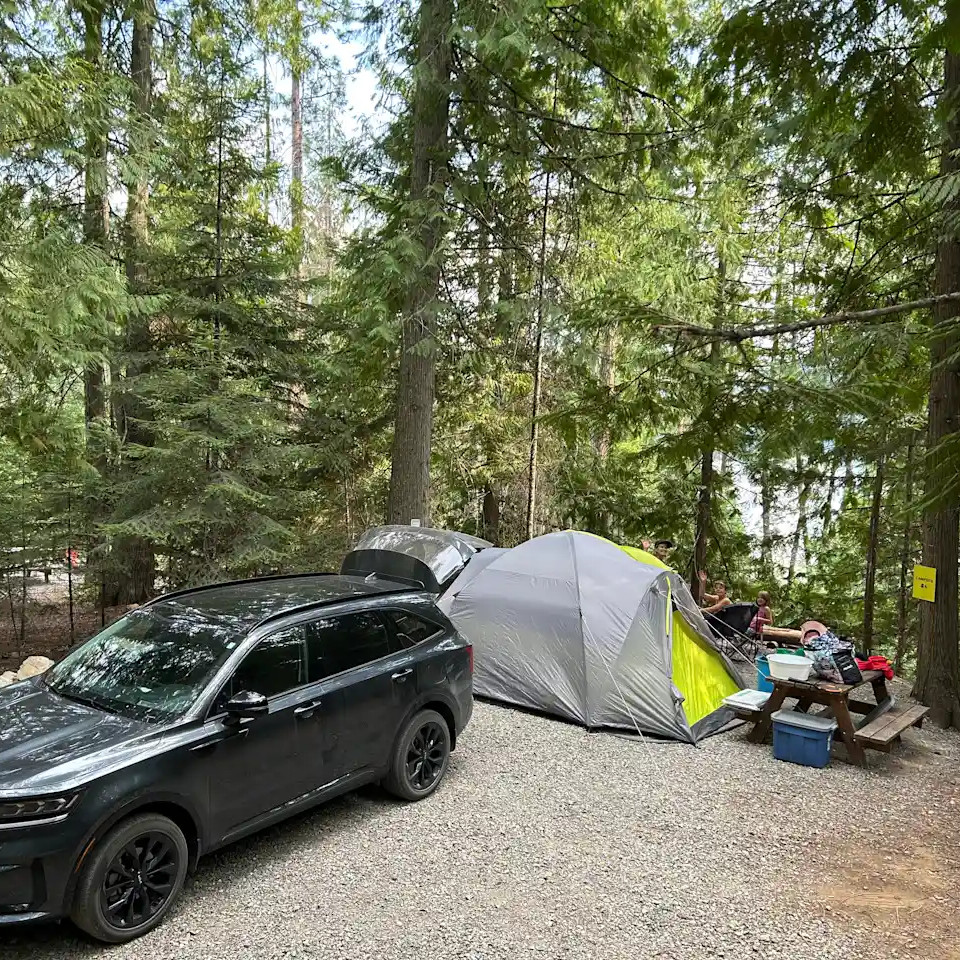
656 293 960 342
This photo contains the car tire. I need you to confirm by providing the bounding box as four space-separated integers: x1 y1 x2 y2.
384 708 452 801
71 813 189 944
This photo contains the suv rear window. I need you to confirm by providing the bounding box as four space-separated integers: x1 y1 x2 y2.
386 610 441 648
307 612 393 680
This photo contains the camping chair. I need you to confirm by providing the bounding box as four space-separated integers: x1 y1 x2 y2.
705 602 757 662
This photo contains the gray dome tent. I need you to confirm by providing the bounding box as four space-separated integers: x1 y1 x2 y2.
437 531 741 742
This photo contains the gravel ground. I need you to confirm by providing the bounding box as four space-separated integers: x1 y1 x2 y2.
4 696 960 960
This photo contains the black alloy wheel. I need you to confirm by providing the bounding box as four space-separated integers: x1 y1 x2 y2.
72 813 189 943
385 708 452 801
406 719 447 791
100 831 179 930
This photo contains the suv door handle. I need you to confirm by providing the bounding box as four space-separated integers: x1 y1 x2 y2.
391 668 414 682
294 700 321 719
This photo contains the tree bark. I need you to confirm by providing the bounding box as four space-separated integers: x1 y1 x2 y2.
105 0 157 605
386 0 453 525
524 67 558 542
596 325 617 460
81 0 108 436
692 444 714 603
760 468 773 571
263 44 271 219
290 60 304 267
841 456 855 510
477 217 491 315
862 453 885 654
691 258 725 602
820 457 839 545
896 436 917 673
482 485 500 546
787 457 811 589
914 45 960 726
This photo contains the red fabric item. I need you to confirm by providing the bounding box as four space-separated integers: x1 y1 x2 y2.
856 655 894 680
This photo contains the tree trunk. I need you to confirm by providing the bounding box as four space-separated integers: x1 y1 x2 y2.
760 468 773 571
386 0 453 525
896 436 917 673
524 68 558 542
691 258 725 602
692 445 714 603
482 485 500 546
478 218 491 315
290 61 303 267
124 0 153 418
106 0 157 605
525 262 546 541
914 45 960 726
820 457 839 545
81 0 108 437
596 325 617 460
863 453 886 654
841 456 855 510
787 457 811 589
263 44 271 219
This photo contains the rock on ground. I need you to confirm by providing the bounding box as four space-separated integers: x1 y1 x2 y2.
2 698 958 960
17 655 54 680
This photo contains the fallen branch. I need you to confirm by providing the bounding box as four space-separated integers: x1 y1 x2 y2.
655 291 960 342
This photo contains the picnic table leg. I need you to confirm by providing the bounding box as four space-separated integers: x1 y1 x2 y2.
829 694 868 767
871 676 891 707
748 686 788 743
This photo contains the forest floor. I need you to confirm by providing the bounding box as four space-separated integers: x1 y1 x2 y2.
2 697 958 960
0 571 125 671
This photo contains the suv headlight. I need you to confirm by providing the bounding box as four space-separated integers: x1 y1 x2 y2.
0 793 81 823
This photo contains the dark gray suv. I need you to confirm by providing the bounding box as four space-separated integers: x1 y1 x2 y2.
0 574 473 942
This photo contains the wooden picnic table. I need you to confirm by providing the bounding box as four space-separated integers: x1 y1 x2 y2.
745 669 892 768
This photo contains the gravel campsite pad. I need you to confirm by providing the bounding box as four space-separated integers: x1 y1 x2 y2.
5 698 960 960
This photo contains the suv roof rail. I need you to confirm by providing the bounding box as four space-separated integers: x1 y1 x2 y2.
142 571 342 608
249 584 427 632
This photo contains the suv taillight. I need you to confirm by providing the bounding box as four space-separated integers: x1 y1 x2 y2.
466 644 473 674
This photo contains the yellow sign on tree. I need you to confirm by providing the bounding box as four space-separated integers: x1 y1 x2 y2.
913 564 937 603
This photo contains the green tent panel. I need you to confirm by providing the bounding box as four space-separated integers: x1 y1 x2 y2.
614 542 740 728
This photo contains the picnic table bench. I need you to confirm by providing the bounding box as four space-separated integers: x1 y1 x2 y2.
854 703 929 752
732 669 929 767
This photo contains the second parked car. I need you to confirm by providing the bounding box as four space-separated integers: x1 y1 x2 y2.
0 574 473 942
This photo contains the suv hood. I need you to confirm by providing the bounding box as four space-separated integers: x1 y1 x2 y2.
0 679 156 796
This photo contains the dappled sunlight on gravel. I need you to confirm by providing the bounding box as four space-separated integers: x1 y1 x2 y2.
4 700 958 960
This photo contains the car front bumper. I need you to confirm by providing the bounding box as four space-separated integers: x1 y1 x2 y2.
0 909 55 926
0 818 88 923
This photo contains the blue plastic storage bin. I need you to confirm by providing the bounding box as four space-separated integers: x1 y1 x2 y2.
771 710 837 768
756 656 773 693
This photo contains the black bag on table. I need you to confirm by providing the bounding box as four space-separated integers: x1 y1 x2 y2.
831 649 863 685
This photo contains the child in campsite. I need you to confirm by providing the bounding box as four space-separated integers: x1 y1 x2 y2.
698 571 731 614
747 591 773 641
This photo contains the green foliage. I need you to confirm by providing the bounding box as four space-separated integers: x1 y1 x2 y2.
0 0 945 677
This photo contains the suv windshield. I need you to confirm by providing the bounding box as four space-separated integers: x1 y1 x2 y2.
45 603 242 722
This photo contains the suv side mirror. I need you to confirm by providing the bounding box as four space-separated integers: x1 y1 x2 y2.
225 690 268 722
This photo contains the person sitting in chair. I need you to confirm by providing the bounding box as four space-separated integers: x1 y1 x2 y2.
698 571 732 614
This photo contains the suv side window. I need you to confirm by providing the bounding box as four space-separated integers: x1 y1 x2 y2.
226 626 306 701
306 612 392 681
385 610 441 648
